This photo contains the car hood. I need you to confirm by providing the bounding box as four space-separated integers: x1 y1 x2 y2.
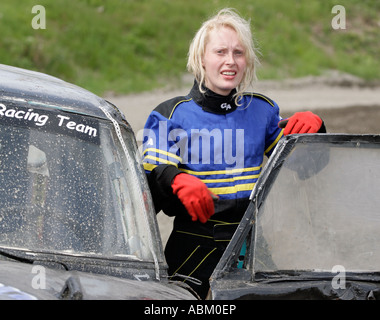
0 260 195 300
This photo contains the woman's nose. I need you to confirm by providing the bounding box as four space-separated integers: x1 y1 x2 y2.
225 52 236 65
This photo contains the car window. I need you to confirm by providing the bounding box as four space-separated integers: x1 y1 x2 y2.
253 141 380 274
0 102 160 263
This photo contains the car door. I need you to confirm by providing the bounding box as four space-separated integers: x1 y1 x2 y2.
209 134 380 300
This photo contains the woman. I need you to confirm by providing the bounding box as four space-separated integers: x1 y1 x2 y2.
142 8 325 298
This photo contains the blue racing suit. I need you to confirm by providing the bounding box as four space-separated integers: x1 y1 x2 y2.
142 81 283 298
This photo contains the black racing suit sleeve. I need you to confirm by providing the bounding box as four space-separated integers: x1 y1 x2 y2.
147 164 188 217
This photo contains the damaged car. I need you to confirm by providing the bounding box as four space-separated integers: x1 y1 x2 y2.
209 133 380 300
0 64 196 300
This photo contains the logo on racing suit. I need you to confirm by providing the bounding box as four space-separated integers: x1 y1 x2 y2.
220 103 231 111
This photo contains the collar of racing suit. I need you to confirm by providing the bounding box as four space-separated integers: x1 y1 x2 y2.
189 80 238 114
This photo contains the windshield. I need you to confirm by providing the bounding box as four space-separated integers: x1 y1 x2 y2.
0 101 160 262
254 139 380 274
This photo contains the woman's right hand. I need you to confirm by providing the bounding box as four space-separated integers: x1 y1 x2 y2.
171 173 218 223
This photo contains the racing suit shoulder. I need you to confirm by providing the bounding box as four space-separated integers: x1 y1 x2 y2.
154 96 192 119
242 92 276 107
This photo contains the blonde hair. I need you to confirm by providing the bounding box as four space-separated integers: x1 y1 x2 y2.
187 8 260 104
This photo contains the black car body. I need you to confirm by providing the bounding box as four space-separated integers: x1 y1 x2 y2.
0 64 196 300
209 133 380 300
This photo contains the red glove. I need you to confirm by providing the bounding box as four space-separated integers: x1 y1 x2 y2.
171 173 217 223
279 111 322 135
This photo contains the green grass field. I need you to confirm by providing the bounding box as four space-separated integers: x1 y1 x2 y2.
0 0 379 95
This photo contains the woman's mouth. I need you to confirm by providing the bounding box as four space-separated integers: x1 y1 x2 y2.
222 71 236 76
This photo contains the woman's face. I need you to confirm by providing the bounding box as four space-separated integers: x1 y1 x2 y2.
202 26 247 96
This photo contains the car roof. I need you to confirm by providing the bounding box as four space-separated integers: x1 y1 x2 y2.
0 64 128 125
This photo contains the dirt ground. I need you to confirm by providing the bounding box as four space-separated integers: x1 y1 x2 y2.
104 73 380 245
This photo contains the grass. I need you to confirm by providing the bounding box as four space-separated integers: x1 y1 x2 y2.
0 0 379 95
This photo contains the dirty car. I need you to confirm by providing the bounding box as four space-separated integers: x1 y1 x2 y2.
0 64 196 300
209 133 380 300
